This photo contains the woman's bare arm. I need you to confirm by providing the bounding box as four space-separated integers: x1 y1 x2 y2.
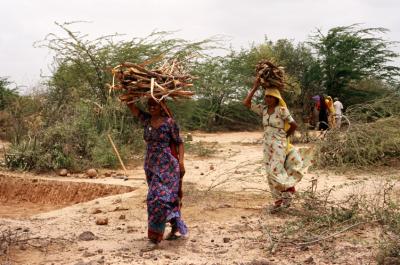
286 121 298 137
178 142 185 177
127 102 140 117
243 77 260 109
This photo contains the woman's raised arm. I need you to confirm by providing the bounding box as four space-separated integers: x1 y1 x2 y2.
243 77 261 109
127 102 140 117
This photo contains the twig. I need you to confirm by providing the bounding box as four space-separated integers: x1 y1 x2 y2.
295 221 372 246
107 134 127 174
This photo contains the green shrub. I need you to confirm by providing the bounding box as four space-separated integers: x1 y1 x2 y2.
5 101 145 171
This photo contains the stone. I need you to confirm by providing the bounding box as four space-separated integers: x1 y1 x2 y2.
119 214 126 220
78 231 96 241
95 218 108 225
86 168 98 178
223 237 230 243
58 168 68 176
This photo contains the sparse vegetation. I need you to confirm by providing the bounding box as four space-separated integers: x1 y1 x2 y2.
314 94 400 169
184 141 219 157
259 179 400 261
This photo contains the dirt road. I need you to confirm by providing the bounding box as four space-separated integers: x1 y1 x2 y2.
0 131 398 265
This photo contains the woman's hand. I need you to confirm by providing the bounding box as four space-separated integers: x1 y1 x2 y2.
179 161 185 178
286 121 298 137
126 101 140 117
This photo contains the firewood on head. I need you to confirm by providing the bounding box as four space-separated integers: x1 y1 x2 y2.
255 60 285 91
110 60 195 102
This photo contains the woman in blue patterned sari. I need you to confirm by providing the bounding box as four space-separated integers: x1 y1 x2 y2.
127 98 188 251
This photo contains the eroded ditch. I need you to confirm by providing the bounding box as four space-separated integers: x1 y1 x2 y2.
0 174 136 218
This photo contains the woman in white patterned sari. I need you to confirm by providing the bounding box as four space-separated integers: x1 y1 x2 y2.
243 78 304 213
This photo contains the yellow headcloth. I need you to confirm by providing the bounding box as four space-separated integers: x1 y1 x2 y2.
264 88 293 153
265 88 287 108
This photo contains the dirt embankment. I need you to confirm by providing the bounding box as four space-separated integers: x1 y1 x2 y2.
0 174 135 205
0 174 136 218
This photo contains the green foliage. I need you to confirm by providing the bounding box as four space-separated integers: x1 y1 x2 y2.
6 100 144 171
8 22 215 171
0 77 18 110
189 39 318 130
310 25 400 104
192 55 250 129
0 77 20 140
2 94 43 143
247 39 322 107
346 93 400 122
90 132 130 168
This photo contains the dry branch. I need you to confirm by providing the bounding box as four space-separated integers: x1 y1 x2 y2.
110 59 195 102
255 60 285 90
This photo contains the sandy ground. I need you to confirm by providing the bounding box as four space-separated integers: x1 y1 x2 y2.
0 131 399 265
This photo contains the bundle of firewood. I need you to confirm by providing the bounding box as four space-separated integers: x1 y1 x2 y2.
255 60 285 90
110 60 195 102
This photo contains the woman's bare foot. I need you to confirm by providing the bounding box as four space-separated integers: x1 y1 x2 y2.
165 232 180 241
140 240 158 252
268 198 292 214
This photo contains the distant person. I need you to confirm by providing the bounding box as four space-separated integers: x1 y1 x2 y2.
127 97 188 252
333 97 344 128
318 95 329 130
243 76 304 213
325 96 336 129
310 95 320 128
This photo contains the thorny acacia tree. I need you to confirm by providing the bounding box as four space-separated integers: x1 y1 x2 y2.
35 22 216 105
310 25 400 101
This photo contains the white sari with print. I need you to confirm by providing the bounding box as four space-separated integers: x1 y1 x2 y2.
251 104 304 199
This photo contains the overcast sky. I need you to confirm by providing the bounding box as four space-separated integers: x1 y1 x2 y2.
1 0 399 92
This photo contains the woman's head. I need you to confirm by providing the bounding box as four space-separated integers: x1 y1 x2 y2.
264 88 284 107
264 94 279 107
147 98 172 117
147 98 162 116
